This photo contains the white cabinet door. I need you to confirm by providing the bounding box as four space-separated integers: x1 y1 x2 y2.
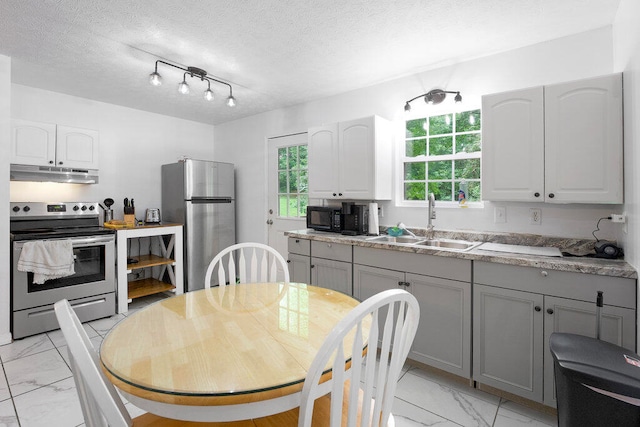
544 74 623 203
473 284 544 402
339 117 376 199
481 87 544 201
10 119 56 166
542 296 636 406
308 124 339 199
56 126 100 169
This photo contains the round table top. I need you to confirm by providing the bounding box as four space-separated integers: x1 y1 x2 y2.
100 283 362 406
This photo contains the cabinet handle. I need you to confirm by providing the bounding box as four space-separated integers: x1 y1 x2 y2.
311 265 315 269
58 161 63 165
540 270 548 277
295 239 300 243
534 306 541 312
397 281 410 287
339 193 343 196
49 160 54 164
534 192 540 197
547 308 554 315
548 193 555 198
286 260 291 263
333 193 337 196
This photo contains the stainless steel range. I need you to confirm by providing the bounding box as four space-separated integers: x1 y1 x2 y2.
10 202 116 339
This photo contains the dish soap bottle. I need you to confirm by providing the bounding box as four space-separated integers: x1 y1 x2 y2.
458 180 468 207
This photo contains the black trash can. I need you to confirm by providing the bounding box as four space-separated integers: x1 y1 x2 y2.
550 333 640 427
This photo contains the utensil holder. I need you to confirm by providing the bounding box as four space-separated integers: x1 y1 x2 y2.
124 214 135 228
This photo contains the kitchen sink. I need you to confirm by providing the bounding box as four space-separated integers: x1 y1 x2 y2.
366 235 426 244
414 239 481 251
366 235 481 251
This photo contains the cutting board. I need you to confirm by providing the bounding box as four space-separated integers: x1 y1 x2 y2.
478 242 562 257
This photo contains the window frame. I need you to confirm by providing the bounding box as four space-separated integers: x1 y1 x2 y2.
397 104 483 208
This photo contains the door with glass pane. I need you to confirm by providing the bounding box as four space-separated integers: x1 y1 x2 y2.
267 133 308 279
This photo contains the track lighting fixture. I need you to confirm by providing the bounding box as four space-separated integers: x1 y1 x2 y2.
149 60 236 107
404 89 462 112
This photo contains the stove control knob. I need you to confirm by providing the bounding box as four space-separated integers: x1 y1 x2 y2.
81 205 87 211
23 206 30 212
73 205 80 211
12 206 19 212
88 205 95 211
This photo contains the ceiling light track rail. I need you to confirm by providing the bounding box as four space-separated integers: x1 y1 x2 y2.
149 59 236 107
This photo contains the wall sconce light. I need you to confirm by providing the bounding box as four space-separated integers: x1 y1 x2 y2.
404 89 462 112
149 60 237 107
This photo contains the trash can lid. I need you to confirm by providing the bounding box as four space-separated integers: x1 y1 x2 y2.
550 333 640 398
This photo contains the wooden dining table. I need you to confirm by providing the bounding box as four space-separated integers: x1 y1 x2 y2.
100 282 364 422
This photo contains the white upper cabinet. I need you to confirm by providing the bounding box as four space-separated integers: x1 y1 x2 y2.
11 119 100 170
308 116 392 200
482 73 623 204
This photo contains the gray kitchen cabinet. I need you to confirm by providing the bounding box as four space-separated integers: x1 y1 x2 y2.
474 261 636 406
473 284 544 401
287 237 311 284
311 241 353 295
482 73 622 203
354 247 472 378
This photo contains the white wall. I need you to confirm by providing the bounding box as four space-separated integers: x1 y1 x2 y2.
612 0 640 344
10 84 215 215
0 55 12 344
214 27 621 244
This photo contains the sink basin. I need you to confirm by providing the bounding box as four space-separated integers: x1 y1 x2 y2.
366 235 481 251
366 235 425 244
415 239 481 251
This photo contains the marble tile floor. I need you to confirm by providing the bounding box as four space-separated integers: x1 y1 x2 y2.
0 294 558 427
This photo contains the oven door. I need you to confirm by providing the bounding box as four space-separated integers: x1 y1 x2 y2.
12 235 116 311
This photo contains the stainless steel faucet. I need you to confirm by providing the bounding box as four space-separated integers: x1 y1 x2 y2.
427 193 436 239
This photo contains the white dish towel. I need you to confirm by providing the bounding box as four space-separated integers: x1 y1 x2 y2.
17 240 76 284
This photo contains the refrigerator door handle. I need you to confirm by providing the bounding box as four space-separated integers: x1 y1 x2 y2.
190 197 233 204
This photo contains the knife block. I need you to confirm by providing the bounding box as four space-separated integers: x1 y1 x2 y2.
124 213 135 228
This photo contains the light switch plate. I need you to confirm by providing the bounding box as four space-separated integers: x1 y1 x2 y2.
494 207 506 223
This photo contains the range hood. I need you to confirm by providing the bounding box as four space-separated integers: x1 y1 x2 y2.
10 164 99 184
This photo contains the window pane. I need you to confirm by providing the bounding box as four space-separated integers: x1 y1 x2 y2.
288 196 299 217
456 133 481 153
427 160 452 180
430 114 453 135
454 158 481 179
278 171 287 193
404 162 425 180
456 109 481 132
429 136 453 156
279 195 288 216
278 148 287 169
298 146 308 168
289 170 299 192
299 170 308 193
430 181 453 201
288 146 298 169
299 195 308 216
406 119 427 138
468 181 481 202
404 182 425 200
405 139 426 157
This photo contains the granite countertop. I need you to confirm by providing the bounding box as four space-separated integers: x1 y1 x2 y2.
285 229 638 279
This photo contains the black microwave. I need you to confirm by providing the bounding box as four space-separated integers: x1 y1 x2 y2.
306 206 341 232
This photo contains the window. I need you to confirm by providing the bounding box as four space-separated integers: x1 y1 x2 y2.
278 144 308 217
403 109 481 203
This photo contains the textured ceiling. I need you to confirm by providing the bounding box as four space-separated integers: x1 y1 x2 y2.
0 0 621 125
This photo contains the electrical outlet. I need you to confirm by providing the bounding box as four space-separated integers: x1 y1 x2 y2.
494 207 506 223
530 208 541 225
378 206 384 218
611 214 626 223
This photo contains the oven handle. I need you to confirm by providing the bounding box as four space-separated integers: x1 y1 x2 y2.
14 235 115 249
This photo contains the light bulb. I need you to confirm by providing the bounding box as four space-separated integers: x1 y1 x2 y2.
404 102 411 112
149 71 162 86
226 95 236 107
454 92 462 103
178 80 190 95
204 88 214 101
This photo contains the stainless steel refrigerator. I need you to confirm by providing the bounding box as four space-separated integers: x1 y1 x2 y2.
161 159 235 291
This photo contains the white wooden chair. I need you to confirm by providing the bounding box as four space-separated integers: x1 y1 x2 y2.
204 242 290 288
253 288 420 427
54 299 256 427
